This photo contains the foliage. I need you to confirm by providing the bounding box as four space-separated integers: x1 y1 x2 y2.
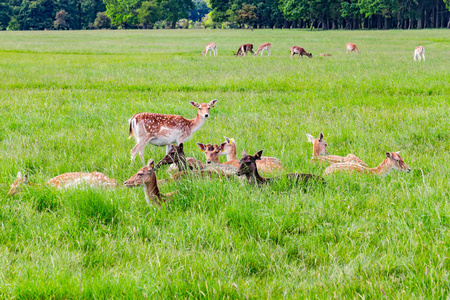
156 0 194 28
236 3 257 27
7 16 19 30
93 11 111 28
17 0 57 30
137 0 161 28
104 0 141 28
53 9 68 29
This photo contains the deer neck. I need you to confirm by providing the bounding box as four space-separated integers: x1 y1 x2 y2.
143 172 161 203
188 113 206 134
369 159 392 175
246 167 267 185
227 143 238 161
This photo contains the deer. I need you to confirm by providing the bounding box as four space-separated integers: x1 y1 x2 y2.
212 137 285 173
234 44 253 56
202 42 217 56
323 152 411 176
346 43 360 54
414 46 425 62
124 159 176 207
8 171 117 196
320 53 332 57
254 43 271 56
128 99 218 165
236 150 326 187
290 46 312 59
306 133 367 167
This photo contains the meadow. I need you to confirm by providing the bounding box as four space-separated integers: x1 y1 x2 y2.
0 29 449 298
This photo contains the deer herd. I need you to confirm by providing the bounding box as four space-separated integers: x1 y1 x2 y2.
203 42 425 61
9 98 412 207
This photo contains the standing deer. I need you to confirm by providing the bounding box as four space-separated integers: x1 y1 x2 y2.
306 133 367 167
8 171 117 196
414 46 425 62
323 152 411 176
290 46 312 58
254 43 271 56
234 44 254 56
346 43 360 54
124 159 175 207
128 99 218 165
202 42 217 56
236 150 326 187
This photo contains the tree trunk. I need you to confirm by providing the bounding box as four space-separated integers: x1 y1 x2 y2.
332 20 336 29
384 17 389 29
435 2 439 28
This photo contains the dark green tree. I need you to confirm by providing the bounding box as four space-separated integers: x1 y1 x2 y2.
236 3 256 27
18 0 57 30
156 0 194 28
93 11 111 28
137 0 161 28
104 0 141 28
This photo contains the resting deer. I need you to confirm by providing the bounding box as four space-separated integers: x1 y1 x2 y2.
320 53 332 57
290 46 312 59
254 43 271 56
237 150 326 187
8 171 117 196
128 99 218 165
414 46 425 62
306 133 367 167
323 152 411 176
124 159 175 207
346 43 360 54
202 42 217 56
214 137 285 173
234 44 253 56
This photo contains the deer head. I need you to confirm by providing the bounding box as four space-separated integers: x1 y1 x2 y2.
190 99 218 119
8 171 29 196
236 150 263 176
155 143 187 170
385 152 411 173
124 159 156 187
220 137 236 157
197 142 226 164
306 133 328 156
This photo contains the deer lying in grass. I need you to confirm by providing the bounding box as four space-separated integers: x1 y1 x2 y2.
156 143 204 174
323 152 411 176
128 99 218 165
254 43 271 56
414 46 425 62
346 43 360 54
306 133 367 167
209 137 284 173
290 46 312 58
124 159 175 207
237 150 326 187
320 53 332 57
202 42 217 56
155 143 236 182
8 171 117 196
234 44 253 56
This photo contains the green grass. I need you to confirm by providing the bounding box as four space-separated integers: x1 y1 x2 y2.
1 29 449 298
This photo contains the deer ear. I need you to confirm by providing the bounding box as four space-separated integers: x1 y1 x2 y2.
306 133 315 143
190 101 199 108
178 143 184 152
219 142 227 151
385 152 392 158
254 150 263 160
23 172 29 183
196 142 206 151
17 171 22 179
242 150 247 157
319 133 324 140
224 137 230 144
148 159 155 169
209 99 218 107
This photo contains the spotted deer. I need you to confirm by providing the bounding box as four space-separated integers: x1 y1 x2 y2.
306 133 367 167
234 44 254 56
290 46 312 59
254 43 271 56
202 42 217 56
414 46 425 62
237 150 326 187
8 171 117 196
124 159 176 207
346 43 360 54
323 152 411 176
128 99 218 165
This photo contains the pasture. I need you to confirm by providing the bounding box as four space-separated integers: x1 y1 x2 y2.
0 29 449 298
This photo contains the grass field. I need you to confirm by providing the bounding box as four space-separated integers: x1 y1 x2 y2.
1 29 450 298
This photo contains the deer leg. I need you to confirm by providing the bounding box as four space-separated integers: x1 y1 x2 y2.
422 53 425 62
131 136 152 165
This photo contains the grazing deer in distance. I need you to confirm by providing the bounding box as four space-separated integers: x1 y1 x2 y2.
237 150 326 187
414 46 425 62
290 46 312 58
128 99 218 165
124 159 176 207
346 43 360 54
202 42 217 56
215 137 285 173
323 152 411 176
254 43 271 56
306 133 367 167
8 171 117 196
320 53 332 57
234 44 254 56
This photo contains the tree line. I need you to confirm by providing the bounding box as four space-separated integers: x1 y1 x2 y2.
0 0 449 30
